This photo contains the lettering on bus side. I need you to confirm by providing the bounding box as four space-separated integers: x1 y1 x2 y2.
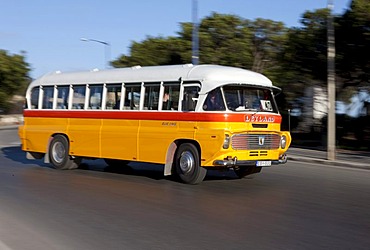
162 122 177 126
245 114 276 123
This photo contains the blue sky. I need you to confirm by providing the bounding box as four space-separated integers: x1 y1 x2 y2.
1 0 351 79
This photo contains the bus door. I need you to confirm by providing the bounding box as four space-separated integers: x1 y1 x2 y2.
179 84 201 140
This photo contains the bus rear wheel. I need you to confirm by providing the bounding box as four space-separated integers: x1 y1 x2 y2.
175 143 206 185
49 135 80 170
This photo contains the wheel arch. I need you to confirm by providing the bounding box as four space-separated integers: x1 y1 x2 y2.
164 139 201 176
44 133 70 164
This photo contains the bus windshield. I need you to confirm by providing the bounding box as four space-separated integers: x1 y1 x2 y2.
223 85 278 113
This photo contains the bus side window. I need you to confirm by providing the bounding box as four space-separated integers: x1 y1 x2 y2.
42 86 54 109
88 84 103 110
30 87 40 109
124 84 141 110
72 85 86 109
182 86 200 111
162 84 180 111
106 84 122 110
56 86 69 109
144 84 160 110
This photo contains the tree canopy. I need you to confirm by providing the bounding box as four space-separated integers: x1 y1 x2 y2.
111 0 369 104
0 50 30 112
1 0 368 114
112 13 286 74
336 0 370 89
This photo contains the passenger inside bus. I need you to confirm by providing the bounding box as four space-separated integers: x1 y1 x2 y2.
203 88 225 111
162 92 172 110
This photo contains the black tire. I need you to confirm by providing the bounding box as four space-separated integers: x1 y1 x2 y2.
175 143 206 184
234 166 261 179
49 135 80 170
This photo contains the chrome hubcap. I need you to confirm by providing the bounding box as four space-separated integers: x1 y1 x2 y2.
52 141 65 163
179 151 194 174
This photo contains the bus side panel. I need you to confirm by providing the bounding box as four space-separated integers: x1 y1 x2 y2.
68 118 101 158
100 119 139 161
177 120 197 140
18 124 26 151
137 120 177 164
195 121 228 165
23 117 68 153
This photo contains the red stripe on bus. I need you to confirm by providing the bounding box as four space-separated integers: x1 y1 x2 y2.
23 110 282 123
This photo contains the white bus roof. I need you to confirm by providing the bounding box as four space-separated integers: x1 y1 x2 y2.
31 64 273 93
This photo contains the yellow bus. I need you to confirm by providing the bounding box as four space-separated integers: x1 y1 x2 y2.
18 64 291 184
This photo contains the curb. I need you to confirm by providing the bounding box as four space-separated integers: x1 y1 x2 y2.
289 155 370 170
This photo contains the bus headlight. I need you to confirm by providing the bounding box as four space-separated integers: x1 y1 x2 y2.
223 134 230 149
280 135 287 149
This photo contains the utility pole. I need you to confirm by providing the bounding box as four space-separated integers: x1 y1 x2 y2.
192 0 199 65
327 0 336 160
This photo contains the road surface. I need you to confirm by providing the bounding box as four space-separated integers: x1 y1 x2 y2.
1 127 370 249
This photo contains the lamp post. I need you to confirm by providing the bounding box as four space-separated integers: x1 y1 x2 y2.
327 0 336 160
80 38 111 69
192 0 199 65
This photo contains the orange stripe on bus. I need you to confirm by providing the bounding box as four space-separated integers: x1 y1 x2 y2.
23 110 282 123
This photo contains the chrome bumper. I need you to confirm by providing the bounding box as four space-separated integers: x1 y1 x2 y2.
213 154 288 167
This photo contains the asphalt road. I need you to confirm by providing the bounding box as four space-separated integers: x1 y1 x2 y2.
1 128 370 250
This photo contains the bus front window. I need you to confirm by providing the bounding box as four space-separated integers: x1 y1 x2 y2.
203 88 225 111
223 85 278 113
182 86 200 111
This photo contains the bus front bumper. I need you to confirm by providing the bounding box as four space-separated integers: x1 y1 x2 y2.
213 154 288 167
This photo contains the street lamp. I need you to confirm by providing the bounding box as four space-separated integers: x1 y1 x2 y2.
80 38 111 69
192 0 199 65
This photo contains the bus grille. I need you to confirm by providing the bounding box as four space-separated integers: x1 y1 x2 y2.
231 134 280 150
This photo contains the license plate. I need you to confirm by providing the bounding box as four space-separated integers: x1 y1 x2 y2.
256 161 271 167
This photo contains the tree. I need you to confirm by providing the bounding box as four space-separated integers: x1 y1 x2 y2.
197 13 253 68
112 13 288 76
112 13 255 68
0 50 30 112
111 36 187 68
282 9 329 80
278 0 370 102
276 8 330 102
246 18 287 74
336 0 370 89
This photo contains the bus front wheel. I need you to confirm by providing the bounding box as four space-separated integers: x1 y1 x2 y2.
175 143 206 184
49 135 80 170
